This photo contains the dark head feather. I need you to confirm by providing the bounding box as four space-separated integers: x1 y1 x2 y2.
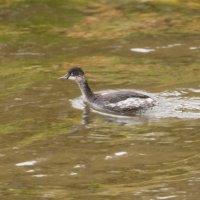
68 67 84 76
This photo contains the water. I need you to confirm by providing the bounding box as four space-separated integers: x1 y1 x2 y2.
1 0 200 200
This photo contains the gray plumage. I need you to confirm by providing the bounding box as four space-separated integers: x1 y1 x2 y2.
60 67 155 115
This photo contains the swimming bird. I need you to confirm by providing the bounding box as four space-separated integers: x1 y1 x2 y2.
60 67 155 115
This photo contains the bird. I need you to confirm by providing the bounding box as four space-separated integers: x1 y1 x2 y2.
59 67 155 115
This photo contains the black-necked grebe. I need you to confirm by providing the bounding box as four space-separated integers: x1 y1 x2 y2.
60 67 155 114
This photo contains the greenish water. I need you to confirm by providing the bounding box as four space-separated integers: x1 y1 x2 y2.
0 0 200 199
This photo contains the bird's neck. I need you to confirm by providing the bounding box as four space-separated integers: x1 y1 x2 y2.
76 76 94 101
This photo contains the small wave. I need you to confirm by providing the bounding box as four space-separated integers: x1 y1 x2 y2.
156 43 182 49
189 46 200 50
16 160 37 167
130 48 155 53
145 92 200 119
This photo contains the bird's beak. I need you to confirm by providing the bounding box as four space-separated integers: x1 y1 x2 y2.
59 73 70 80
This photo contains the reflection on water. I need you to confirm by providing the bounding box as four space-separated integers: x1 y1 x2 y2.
131 43 183 53
129 42 200 61
16 160 37 167
131 48 155 53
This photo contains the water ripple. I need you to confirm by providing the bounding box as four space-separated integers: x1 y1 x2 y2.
71 88 200 122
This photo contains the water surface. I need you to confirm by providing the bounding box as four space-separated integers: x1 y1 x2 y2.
1 0 200 200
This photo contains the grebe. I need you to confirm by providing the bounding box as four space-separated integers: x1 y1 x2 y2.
60 67 155 115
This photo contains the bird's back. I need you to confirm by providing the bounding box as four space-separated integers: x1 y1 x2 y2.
91 90 155 114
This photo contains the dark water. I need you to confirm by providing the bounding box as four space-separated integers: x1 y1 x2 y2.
1 1 200 200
